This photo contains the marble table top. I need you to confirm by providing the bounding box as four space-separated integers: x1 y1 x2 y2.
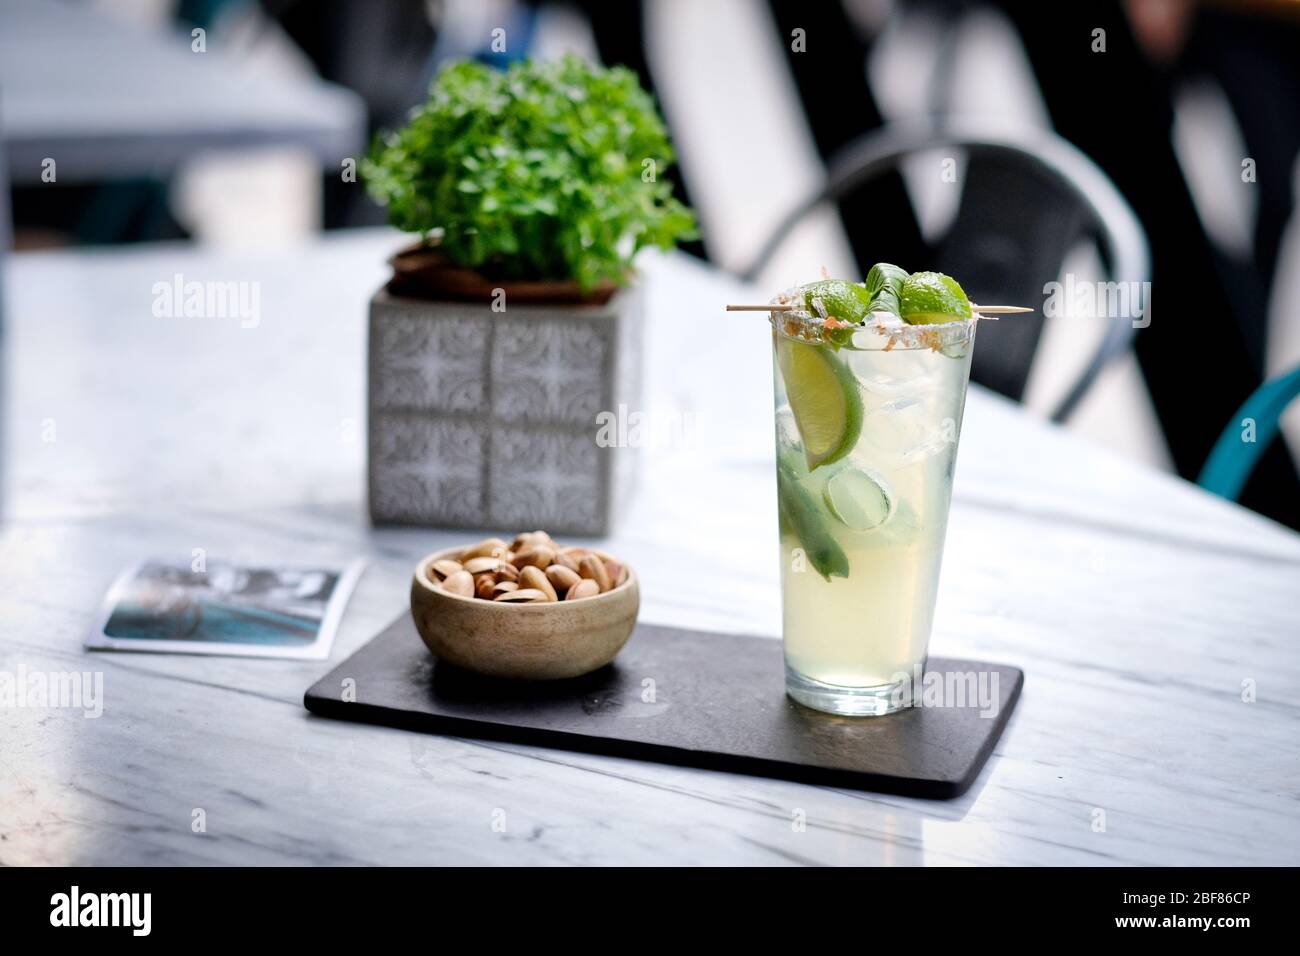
2 229 1297 865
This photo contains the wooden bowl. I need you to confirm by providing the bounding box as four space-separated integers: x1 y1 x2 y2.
410 547 640 680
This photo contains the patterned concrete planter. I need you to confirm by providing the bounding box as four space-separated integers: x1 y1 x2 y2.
367 284 642 536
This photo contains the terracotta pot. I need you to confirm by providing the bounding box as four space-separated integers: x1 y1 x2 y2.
387 244 619 305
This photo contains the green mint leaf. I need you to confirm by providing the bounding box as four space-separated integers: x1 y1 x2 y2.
362 56 698 292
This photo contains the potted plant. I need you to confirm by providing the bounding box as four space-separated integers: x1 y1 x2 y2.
362 55 695 536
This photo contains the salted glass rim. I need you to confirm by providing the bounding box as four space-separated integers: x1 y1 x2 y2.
768 302 979 353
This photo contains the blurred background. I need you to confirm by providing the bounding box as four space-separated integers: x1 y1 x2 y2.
2 0 1298 528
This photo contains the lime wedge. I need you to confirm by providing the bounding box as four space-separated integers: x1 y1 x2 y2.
800 279 873 324
776 448 849 581
776 337 863 471
823 467 894 531
899 271 972 325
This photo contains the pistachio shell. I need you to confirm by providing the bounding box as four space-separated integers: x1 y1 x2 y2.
565 579 601 601
578 555 611 592
440 570 474 598
460 538 509 561
530 530 559 551
510 531 556 553
552 552 580 573
603 558 627 588
429 559 463 580
545 565 581 595
519 565 557 601
513 546 554 570
494 588 548 603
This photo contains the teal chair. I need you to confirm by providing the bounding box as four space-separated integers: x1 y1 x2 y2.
1198 365 1300 501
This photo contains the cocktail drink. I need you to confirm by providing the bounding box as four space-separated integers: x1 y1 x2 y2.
771 268 978 716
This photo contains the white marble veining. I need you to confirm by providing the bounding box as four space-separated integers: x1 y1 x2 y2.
1 230 1298 865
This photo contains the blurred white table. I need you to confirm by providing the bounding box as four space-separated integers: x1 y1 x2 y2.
1 229 1298 865
0 0 365 184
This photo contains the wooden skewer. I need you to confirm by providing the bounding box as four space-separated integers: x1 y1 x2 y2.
725 303 1034 314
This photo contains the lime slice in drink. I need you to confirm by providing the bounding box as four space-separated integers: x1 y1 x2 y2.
899 271 972 325
823 467 894 531
776 447 850 580
801 279 874 324
776 337 863 471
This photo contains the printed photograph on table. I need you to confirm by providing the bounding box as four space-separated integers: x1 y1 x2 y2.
86 559 365 660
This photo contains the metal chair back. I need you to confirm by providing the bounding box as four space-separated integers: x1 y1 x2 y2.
739 122 1150 422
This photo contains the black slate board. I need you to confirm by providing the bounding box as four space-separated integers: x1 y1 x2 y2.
304 615 1023 799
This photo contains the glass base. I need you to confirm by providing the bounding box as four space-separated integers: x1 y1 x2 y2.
784 664 915 717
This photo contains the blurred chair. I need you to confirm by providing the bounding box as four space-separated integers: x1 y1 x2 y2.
1198 366 1300 503
738 122 1150 423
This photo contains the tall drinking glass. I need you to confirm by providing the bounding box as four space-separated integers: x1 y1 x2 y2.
771 306 976 715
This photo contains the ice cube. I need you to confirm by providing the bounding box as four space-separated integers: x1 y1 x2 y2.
823 467 895 531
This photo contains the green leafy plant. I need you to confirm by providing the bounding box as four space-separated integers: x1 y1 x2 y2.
363 55 697 292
